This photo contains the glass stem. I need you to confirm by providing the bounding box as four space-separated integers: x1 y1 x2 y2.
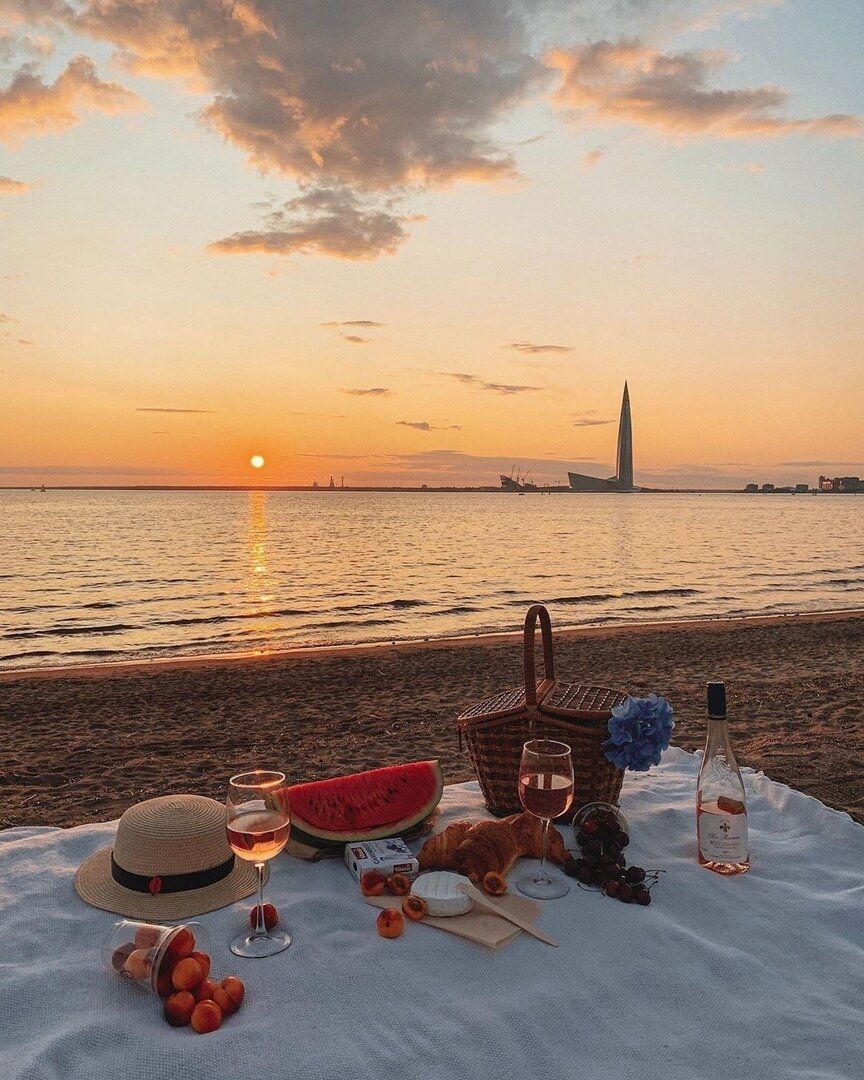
538 817 550 881
254 862 266 936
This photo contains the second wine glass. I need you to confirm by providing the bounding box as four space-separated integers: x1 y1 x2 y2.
516 739 574 900
226 770 291 958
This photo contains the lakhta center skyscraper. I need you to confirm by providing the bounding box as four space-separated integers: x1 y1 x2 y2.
568 383 635 492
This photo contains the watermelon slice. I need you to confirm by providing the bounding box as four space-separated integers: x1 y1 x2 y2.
283 760 443 849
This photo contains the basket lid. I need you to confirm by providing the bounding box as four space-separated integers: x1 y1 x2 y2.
540 682 628 723
458 685 527 724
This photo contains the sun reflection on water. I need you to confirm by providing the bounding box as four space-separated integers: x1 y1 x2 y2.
246 491 274 646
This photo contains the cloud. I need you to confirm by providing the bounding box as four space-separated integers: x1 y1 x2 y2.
135 407 214 414
17 337 32 344
321 320 384 329
581 145 605 169
0 313 13 322
341 333 369 344
208 186 416 260
0 55 144 145
547 38 863 140
724 160 765 173
573 417 615 426
443 372 542 395
508 341 573 354
0 175 32 194
13 0 545 258
397 420 462 431
777 461 864 468
0 463 187 477
339 387 390 397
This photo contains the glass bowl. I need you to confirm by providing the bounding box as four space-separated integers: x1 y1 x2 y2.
571 802 629 856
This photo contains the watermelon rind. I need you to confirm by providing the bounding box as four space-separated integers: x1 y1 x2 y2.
286 760 443 846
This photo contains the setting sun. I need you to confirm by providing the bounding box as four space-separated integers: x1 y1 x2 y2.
250 455 265 469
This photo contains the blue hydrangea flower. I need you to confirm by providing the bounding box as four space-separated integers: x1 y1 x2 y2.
602 694 674 772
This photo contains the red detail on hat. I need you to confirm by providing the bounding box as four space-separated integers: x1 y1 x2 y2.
148 876 163 895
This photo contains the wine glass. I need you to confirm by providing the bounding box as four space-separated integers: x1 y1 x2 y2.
226 770 291 957
516 739 574 899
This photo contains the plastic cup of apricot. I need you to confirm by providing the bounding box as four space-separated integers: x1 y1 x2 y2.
104 919 209 998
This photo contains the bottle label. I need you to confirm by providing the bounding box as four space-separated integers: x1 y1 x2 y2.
698 810 749 863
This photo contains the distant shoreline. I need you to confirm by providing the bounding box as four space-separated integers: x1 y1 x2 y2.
1 485 855 494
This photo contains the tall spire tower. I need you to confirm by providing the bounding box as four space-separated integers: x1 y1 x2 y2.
615 382 633 490
567 382 636 491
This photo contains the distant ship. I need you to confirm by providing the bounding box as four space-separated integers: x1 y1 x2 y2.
568 382 637 492
500 468 538 492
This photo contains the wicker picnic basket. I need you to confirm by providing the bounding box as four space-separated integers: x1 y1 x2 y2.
457 604 630 819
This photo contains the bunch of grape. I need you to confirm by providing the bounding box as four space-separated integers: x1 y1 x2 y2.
564 807 657 905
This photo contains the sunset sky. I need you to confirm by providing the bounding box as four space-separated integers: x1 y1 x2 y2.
1 0 862 489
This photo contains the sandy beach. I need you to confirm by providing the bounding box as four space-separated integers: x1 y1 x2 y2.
2 610 863 830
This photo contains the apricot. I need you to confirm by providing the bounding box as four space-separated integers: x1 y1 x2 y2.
134 925 161 949
385 873 411 896
111 942 135 972
194 979 218 1003
166 926 195 961
190 999 223 1034
401 895 427 921
155 955 176 998
122 948 151 982
190 951 211 981
376 908 404 939
164 990 196 1028
482 871 508 897
214 976 245 1016
171 956 204 992
360 870 386 897
249 903 278 931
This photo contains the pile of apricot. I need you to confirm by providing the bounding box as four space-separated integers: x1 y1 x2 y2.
111 925 245 1033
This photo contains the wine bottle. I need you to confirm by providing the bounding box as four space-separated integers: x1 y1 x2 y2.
696 682 750 875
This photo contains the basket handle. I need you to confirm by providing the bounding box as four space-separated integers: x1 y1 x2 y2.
523 604 556 706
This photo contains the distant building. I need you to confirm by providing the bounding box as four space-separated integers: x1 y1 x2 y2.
761 483 775 492
795 484 810 493
568 383 635 492
820 475 863 493
745 483 759 492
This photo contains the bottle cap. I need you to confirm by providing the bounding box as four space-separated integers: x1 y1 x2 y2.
707 681 726 718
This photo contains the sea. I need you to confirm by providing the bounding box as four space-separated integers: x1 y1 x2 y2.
1 489 862 672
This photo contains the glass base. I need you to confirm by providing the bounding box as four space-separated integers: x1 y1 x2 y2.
230 928 292 958
516 868 570 900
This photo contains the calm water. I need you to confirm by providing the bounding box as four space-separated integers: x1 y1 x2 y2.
1 490 862 671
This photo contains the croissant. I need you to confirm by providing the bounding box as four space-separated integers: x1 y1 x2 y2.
416 813 569 884
416 820 473 871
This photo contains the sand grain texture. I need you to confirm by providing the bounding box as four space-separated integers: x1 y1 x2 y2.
2 613 862 829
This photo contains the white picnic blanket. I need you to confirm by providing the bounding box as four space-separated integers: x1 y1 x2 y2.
1 747 863 1080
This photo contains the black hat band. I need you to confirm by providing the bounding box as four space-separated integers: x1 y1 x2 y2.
111 853 236 895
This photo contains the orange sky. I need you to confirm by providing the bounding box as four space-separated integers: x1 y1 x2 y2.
1 0 862 488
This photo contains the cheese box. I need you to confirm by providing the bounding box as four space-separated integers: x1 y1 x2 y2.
344 838 419 886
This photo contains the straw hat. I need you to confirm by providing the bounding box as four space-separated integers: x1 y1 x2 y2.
75 794 264 919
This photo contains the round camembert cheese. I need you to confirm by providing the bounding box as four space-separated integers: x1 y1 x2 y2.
411 871 474 916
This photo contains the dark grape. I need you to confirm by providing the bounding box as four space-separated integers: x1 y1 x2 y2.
575 831 590 851
577 865 593 885
563 858 581 878
603 879 620 898
625 866 646 885
616 831 630 848
633 887 651 906
582 817 599 836
618 883 634 903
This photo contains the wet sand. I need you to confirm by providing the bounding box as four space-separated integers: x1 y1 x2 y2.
2 611 863 829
